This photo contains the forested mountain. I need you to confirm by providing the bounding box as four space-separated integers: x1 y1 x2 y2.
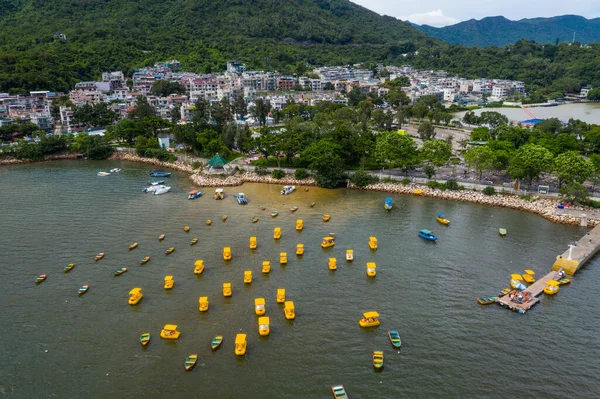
414 15 600 47
0 0 435 92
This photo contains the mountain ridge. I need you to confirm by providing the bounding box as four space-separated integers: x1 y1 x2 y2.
414 15 600 47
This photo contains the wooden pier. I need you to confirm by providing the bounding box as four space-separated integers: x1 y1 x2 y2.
498 222 600 313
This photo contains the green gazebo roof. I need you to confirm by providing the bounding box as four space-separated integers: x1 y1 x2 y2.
207 153 228 167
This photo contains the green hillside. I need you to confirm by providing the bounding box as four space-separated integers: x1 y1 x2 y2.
415 15 600 47
0 0 435 92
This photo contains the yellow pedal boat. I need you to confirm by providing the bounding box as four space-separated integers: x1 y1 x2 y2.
321 236 335 248
368 236 378 250
235 333 247 356
284 301 295 320
254 298 266 315
280 252 288 265
164 276 174 290
328 257 337 270
323 214 331 222
262 261 271 274
296 219 303 231
194 260 204 275
128 288 143 305
244 270 252 284
296 243 304 256
544 280 560 295
249 236 257 249
436 213 450 225
523 269 536 284
276 288 285 303
274 227 282 240
346 249 354 261
258 316 270 336
160 324 180 340
199 296 209 312
367 262 376 277
223 247 232 261
183 225 190 232
359 311 380 327
223 282 232 297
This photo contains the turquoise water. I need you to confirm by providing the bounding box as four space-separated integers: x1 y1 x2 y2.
1 160 599 398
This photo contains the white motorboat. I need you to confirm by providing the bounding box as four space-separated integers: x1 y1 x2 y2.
280 185 295 195
110 168 122 173
153 186 171 195
236 193 248 205
97 172 111 176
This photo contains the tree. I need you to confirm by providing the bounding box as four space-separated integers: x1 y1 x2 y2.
72 103 117 128
129 96 155 119
478 111 508 130
113 118 143 143
554 151 594 187
348 170 379 187
418 120 436 141
323 82 335 91
384 89 410 108
192 98 210 127
371 109 393 131
536 118 563 136
150 80 185 97
507 143 554 186
420 139 452 167
374 131 419 170
559 183 590 204
301 139 346 188
347 86 365 106
232 94 247 118
587 88 600 101
170 106 181 123
250 98 271 128
470 127 490 141
424 164 436 179
463 146 497 180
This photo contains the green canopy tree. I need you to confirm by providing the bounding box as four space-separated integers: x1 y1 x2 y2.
301 139 346 188
507 143 554 186
150 80 185 97
554 151 594 187
420 139 452 167
418 120 436 141
374 131 418 170
463 146 497 180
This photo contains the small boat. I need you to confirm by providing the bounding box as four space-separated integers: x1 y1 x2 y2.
252 217 259 223
160 324 180 340
359 311 380 328
274 227 282 240
510 274 528 290
150 170 171 177
258 316 270 336
321 236 335 248
129 242 138 250
94 252 104 261
211 336 223 350
255 298 266 315
249 236 257 249
235 334 247 356
148 180 165 185
140 256 150 265
309 202 316 208
184 354 198 371
499 228 507 237
129 288 143 305
328 258 337 270
184 225 190 232
368 236 378 250
140 332 150 346
276 288 286 303
280 185 295 195
214 188 225 200
544 280 560 295
498 288 511 297
35 274 47 284
557 277 571 285
323 214 331 222
190 237 198 246
188 190 202 200
346 249 353 261
366 262 376 277
290 206 298 212
165 247 175 255
199 296 209 311
262 261 271 274
384 197 393 211
388 330 401 348
436 213 450 225
153 186 171 195
158 234 165 241
418 229 437 241
78 284 89 296
244 270 252 284
284 301 295 320
477 296 498 305
110 168 121 173
221 215 228 222
236 193 248 205
194 260 205 275
260 206 266 211
296 219 303 231
206 220 212 225
373 350 384 370
523 269 535 284
64 263 75 273
280 252 288 265
114 267 127 276
331 385 348 399
304 188 309 191
164 275 174 290
296 243 304 256
97 171 111 176
223 282 232 297
413 189 423 195
271 211 278 218
143 184 166 193
223 247 232 261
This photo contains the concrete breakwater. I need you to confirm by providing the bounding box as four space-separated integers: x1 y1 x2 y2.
189 172 317 188
349 182 600 227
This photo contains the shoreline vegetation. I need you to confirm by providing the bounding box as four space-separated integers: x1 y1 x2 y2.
5 150 597 227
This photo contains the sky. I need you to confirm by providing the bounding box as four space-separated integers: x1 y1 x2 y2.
351 0 600 27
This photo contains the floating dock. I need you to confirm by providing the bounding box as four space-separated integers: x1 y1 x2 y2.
496 271 560 313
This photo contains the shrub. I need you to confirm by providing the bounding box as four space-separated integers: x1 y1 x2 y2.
271 169 285 179
482 186 496 195
401 178 411 185
520 194 532 201
294 168 308 180
427 180 440 189
445 179 460 191
192 161 201 169
348 170 379 187
382 177 397 183
255 166 269 176
586 200 600 208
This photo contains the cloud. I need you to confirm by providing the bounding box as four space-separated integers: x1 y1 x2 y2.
400 9 460 27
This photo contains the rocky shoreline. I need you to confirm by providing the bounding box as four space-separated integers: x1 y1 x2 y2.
108 151 196 174
0 153 78 165
348 182 599 227
189 172 317 188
